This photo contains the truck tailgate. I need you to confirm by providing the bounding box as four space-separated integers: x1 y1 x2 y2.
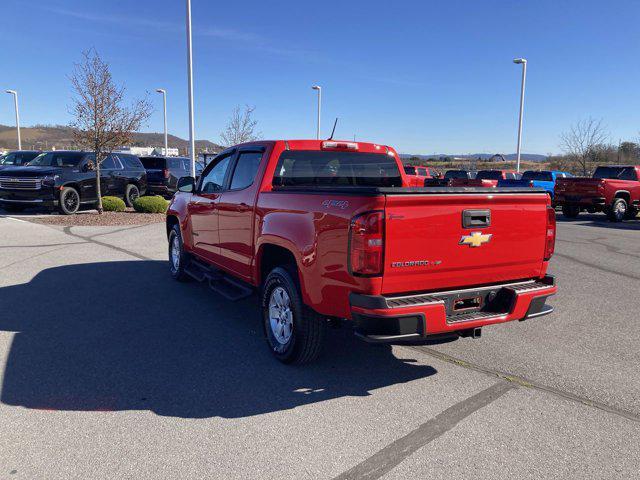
382 192 548 294
556 178 602 196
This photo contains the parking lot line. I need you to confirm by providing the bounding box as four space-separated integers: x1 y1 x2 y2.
406 345 640 424
332 382 515 480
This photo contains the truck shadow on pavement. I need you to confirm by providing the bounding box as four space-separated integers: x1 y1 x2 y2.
0 261 437 419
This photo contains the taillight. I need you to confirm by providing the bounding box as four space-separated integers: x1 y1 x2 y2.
163 168 170 179
349 211 384 276
544 206 556 260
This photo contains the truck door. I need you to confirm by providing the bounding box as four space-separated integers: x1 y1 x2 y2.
216 147 265 281
188 151 235 264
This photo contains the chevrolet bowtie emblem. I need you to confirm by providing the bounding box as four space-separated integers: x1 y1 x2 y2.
459 232 492 248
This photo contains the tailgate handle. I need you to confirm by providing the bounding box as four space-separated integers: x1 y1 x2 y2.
462 209 491 228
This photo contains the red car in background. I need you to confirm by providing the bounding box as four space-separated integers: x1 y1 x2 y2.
403 165 432 187
555 165 640 221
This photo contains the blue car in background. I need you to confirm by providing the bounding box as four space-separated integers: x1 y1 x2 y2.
498 170 573 200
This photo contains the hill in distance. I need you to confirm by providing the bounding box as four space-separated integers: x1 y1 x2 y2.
0 124 223 153
400 152 548 162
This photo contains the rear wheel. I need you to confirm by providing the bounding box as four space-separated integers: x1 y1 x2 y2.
262 267 326 364
624 206 638 220
124 184 140 207
562 205 580 219
168 224 190 281
59 187 80 215
607 198 627 222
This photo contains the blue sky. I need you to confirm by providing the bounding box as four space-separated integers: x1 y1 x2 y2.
2 0 640 154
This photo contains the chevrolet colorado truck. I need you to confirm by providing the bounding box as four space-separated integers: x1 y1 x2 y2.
166 140 557 364
555 165 640 221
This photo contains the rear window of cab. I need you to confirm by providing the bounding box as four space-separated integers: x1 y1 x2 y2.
273 150 403 188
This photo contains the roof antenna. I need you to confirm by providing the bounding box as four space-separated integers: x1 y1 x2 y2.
328 117 338 140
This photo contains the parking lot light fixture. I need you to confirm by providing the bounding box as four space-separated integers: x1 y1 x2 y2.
5 90 21 150
156 89 169 156
513 58 527 173
312 85 321 140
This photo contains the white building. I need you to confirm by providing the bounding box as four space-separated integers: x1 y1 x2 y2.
115 146 179 157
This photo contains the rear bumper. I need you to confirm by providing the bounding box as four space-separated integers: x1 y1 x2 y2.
349 276 557 343
147 183 173 196
555 195 606 208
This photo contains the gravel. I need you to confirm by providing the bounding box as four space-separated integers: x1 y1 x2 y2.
26 209 165 226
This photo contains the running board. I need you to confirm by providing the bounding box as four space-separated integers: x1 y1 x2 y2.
184 259 254 301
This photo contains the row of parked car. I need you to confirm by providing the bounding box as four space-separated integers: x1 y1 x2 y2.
0 150 204 214
403 165 640 222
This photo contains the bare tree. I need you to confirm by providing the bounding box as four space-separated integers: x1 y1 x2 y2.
559 118 609 176
220 105 262 147
69 50 152 213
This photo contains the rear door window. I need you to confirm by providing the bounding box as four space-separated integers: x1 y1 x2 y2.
230 151 262 190
274 151 402 187
140 157 166 170
476 171 503 180
100 156 117 170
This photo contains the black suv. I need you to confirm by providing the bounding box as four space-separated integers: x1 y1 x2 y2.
0 151 147 214
140 156 204 197
0 150 41 170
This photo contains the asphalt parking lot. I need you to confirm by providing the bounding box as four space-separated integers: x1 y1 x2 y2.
0 211 639 479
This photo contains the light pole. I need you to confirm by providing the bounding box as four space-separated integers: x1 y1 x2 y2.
156 89 168 156
513 58 527 173
5 90 21 150
311 85 321 139
186 0 196 177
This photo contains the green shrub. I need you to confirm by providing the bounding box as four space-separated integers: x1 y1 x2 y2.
133 195 169 213
102 196 126 212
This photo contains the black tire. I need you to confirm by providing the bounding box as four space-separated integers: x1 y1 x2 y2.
262 267 326 364
624 207 638 220
3 204 25 213
168 224 191 281
124 184 140 207
562 205 580 219
607 198 627 222
59 187 80 215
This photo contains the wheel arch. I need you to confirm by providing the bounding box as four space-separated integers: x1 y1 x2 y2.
614 190 631 203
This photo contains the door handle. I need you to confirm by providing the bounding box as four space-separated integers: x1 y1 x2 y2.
236 203 249 212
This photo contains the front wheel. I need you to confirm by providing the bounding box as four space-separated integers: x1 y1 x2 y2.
608 198 628 222
562 205 580 219
59 187 80 215
124 184 140 207
262 267 326 364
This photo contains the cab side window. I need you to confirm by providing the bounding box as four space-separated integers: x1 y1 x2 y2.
199 155 232 193
101 156 117 170
230 152 262 190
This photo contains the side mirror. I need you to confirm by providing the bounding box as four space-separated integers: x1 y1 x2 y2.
177 176 196 193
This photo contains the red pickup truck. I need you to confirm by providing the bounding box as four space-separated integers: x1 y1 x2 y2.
166 140 557 364
555 165 640 221
403 165 432 187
